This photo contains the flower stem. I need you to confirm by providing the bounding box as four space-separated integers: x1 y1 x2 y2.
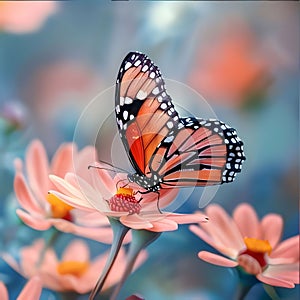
263 284 281 300
89 217 130 300
235 267 257 300
110 229 161 300
36 227 60 268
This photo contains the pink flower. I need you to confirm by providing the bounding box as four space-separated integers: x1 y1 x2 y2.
0 1 57 34
14 140 113 243
190 203 299 288
3 239 146 294
49 165 208 231
188 20 270 108
0 277 42 300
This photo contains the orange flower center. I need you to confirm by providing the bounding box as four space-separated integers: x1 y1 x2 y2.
238 237 272 274
47 193 73 220
244 237 272 255
57 261 89 277
109 187 141 214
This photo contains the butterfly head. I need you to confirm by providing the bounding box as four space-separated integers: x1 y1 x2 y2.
127 173 161 192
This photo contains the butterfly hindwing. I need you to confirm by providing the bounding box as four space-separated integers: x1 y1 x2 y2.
152 117 245 188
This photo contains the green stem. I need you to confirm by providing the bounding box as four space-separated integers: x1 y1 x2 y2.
235 267 257 300
263 284 281 300
89 217 130 300
110 229 161 300
235 282 253 300
36 227 60 268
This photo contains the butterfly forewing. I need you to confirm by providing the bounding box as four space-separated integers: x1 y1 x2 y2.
115 52 180 175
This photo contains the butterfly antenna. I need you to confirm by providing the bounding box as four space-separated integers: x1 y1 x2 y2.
98 160 129 173
88 161 129 173
88 165 118 173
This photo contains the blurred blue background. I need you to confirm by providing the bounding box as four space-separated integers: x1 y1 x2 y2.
0 1 299 299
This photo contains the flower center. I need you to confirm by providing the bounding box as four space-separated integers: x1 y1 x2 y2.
57 261 89 277
109 188 141 214
47 193 73 220
238 237 272 274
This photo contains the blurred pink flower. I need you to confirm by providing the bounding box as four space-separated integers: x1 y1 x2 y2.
3 239 146 294
190 203 299 288
189 21 270 108
0 277 42 300
14 140 113 243
49 165 208 231
0 1 57 34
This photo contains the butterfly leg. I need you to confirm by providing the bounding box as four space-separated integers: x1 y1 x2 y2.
155 191 162 214
116 178 129 190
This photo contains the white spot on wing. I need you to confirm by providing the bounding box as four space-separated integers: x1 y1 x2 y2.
152 87 159 95
125 97 133 104
142 65 148 72
136 90 147 100
124 62 131 70
160 103 167 110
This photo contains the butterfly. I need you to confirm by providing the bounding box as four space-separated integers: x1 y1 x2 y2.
115 51 245 192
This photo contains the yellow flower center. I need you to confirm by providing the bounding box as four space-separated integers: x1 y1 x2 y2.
244 237 272 255
116 187 134 196
47 193 73 219
57 261 89 277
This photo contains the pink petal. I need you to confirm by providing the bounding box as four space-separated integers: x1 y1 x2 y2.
189 224 238 258
1 253 22 275
120 214 153 230
165 212 208 225
26 140 50 200
203 205 244 253
89 162 117 195
141 188 178 210
16 209 52 230
0 282 9 300
50 143 74 178
75 146 98 181
62 240 90 261
49 190 94 211
17 277 42 300
198 251 238 267
20 240 57 277
260 214 283 248
14 173 46 214
147 218 178 232
36 273 62 291
262 263 299 284
50 217 112 243
49 174 88 200
14 157 23 173
72 210 110 227
233 203 260 238
63 173 109 211
270 235 299 260
256 273 295 288
70 226 114 244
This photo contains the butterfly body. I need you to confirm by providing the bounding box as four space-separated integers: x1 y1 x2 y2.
115 51 245 192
